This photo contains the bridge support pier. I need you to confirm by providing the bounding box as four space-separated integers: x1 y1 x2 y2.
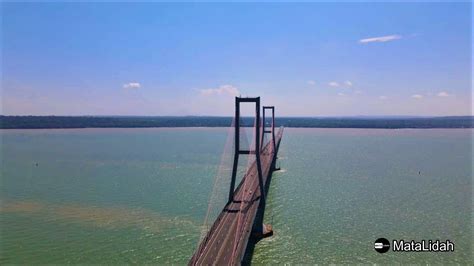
252 223 273 238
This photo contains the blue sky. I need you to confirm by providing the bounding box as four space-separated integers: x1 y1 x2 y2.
1 2 471 116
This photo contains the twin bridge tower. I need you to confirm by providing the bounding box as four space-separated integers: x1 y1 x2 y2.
190 97 284 265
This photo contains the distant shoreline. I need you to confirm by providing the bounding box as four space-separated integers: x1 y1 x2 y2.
1 116 472 129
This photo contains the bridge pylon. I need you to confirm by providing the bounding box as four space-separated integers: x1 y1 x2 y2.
261 106 276 153
228 97 265 205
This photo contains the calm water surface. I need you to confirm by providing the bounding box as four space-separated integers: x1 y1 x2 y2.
0 128 471 264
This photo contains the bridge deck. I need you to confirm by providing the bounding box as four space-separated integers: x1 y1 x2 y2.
190 128 283 265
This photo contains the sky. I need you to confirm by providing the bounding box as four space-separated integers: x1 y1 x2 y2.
1 2 472 116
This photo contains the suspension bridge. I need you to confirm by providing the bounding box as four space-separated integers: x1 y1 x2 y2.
190 97 284 265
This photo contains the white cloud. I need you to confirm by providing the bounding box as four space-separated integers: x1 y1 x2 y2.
411 94 423 99
359 34 402 44
379 96 388 100
355 90 362 94
345 81 353 87
337 92 345 96
123 82 141 89
200 84 240 97
328 81 339 87
437 91 450 97
307 80 316 85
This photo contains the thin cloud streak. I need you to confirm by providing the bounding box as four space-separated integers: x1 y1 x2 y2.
199 84 240 97
123 82 141 89
359 34 402 44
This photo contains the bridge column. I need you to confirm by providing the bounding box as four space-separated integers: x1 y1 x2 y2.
255 98 265 205
228 98 240 203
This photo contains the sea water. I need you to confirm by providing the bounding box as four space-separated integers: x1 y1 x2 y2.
0 128 471 264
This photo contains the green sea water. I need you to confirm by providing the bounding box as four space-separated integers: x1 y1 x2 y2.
0 128 471 264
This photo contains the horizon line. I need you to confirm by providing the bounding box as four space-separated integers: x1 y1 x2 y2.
1 115 473 119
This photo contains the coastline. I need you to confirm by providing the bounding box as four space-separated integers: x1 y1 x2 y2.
1 116 472 129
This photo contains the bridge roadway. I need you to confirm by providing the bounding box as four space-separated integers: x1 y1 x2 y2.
190 128 283 265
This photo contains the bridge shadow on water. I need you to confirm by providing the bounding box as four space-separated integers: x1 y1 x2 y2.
242 162 278 265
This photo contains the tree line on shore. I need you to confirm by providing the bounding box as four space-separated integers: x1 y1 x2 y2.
0 115 472 129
